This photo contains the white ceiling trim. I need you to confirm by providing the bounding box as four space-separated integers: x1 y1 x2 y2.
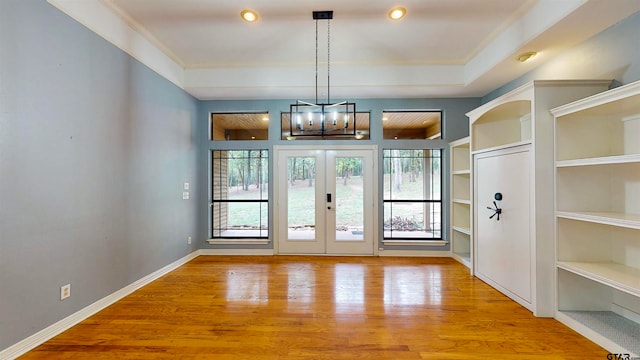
45 0 639 100
47 0 184 88
465 0 587 84
45 0 513 99
183 64 466 100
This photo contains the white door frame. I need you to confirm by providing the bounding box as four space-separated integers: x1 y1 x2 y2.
273 145 378 255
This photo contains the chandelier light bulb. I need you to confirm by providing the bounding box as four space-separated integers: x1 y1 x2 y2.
297 114 303 130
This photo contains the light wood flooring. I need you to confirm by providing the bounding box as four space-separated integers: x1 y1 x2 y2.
20 256 607 359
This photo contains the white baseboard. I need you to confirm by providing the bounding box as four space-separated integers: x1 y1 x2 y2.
198 249 448 257
199 248 274 256
378 249 452 257
0 251 200 360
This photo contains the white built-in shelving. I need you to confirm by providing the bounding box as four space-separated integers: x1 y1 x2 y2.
552 79 640 356
467 80 611 317
450 137 472 270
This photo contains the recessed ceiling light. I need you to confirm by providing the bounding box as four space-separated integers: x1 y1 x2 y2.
388 7 406 20
262 116 269 121
517 51 537 63
241 9 259 22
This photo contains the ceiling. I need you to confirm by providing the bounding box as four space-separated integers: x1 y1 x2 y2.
49 0 640 100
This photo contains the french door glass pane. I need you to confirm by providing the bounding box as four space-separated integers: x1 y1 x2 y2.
287 157 316 240
335 157 364 241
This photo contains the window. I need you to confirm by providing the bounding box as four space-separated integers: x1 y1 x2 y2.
211 150 268 239
383 149 442 240
382 111 442 139
211 113 269 141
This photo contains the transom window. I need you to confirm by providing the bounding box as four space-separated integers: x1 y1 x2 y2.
382 111 442 140
211 113 269 141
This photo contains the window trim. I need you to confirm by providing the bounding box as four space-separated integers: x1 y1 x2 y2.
210 149 269 240
382 148 443 241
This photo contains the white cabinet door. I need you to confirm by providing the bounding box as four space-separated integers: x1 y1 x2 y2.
474 145 532 304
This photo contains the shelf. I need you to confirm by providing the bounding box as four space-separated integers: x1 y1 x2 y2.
451 252 471 268
450 136 472 274
554 88 640 161
452 226 471 235
551 80 640 118
557 211 640 230
470 139 531 155
468 96 531 151
556 163 639 216
557 154 640 167
553 80 640 354
556 310 640 356
451 137 470 172
557 261 640 298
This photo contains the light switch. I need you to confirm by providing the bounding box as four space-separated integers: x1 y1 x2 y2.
183 182 190 190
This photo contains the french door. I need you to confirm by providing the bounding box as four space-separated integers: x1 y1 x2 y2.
276 146 376 255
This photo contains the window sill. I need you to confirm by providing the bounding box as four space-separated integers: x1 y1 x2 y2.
207 239 270 245
382 240 447 246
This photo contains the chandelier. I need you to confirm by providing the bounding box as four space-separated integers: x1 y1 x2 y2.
288 11 357 139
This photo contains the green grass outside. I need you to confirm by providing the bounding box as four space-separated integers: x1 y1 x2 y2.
225 172 440 228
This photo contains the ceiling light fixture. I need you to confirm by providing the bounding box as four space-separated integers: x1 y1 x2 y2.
388 7 406 20
288 11 357 139
517 51 537 63
241 9 258 22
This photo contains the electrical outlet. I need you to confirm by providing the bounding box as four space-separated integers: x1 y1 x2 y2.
60 284 71 300
187 236 192 244
182 191 189 200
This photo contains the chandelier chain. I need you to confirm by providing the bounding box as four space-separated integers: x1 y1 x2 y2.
315 19 318 104
327 19 331 103
314 17 332 104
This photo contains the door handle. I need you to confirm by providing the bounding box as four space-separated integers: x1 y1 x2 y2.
487 193 503 221
326 193 332 203
487 201 502 221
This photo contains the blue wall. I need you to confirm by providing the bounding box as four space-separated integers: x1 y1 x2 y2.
0 0 200 349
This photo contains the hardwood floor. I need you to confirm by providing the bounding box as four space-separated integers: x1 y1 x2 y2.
20 256 607 359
